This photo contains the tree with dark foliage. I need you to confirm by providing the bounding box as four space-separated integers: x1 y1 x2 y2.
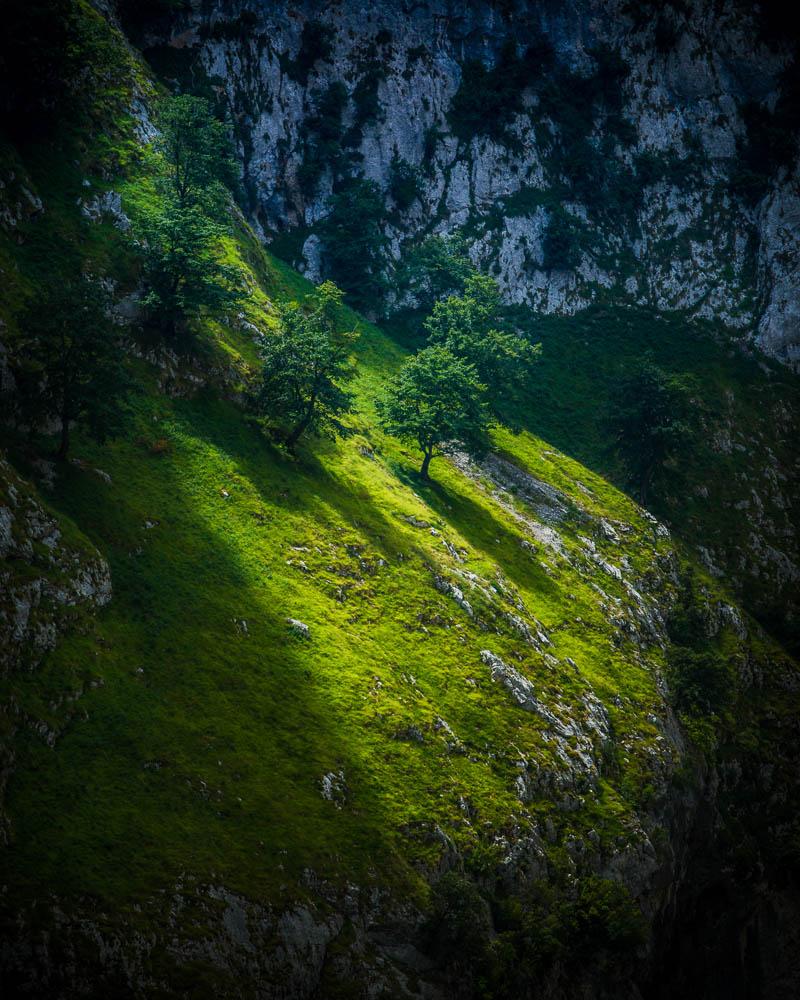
252 281 356 451
378 344 489 480
18 277 131 460
609 357 695 506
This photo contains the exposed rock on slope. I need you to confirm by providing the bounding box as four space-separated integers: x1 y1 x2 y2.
0 457 111 675
0 456 111 843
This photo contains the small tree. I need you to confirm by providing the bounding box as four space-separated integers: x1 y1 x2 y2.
155 93 237 213
609 358 695 506
136 200 241 341
252 281 355 451
377 345 489 480
18 277 131 460
424 273 540 428
134 94 241 341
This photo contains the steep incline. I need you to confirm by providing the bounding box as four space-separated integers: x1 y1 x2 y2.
0 3 798 998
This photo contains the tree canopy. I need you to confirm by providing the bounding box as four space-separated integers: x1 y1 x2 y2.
377 344 490 480
137 201 241 341
319 178 389 313
252 281 356 450
154 93 238 213
424 273 540 428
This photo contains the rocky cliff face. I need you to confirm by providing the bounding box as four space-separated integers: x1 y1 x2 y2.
135 0 800 365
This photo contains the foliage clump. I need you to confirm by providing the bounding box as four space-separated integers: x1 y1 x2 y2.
448 39 554 142
284 20 335 84
153 93 238 213
399 232 474 314
297 81 349 196
379 270 539 477
251 281 356 451
424 273 541 428
608 356 697 505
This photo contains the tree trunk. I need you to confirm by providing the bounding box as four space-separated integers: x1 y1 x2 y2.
56 416 70 461
420 451 432 480
286 414 312 452
285 397 317 452
640 462 655 507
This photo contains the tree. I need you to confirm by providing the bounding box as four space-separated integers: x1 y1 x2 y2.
609 357 695 506
136 200 241 341
399 233 474 313
252 281 355 451
424 273 540 428
154 93 237 213
18 277 131 460
319 178 389 312
377 345 490 480
133 94 241 341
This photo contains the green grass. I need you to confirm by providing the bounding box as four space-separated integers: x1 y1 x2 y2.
1 1 798 971
4 248 785 918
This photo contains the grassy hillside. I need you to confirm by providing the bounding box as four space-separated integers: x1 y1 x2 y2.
1 3 798 995
386 301 800 653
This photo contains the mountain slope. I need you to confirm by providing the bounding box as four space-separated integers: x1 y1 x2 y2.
0 2 799 998
131 0 800 645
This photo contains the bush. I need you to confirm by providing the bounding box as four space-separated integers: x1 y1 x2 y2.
389 154 421 210
542 210 582 270
284 20 334 84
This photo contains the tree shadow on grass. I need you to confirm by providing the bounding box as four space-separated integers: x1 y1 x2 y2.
1 397 419 925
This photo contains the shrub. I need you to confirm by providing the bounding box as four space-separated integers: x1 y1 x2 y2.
284 20 334 84
542 210 582 270
389 154 421 209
